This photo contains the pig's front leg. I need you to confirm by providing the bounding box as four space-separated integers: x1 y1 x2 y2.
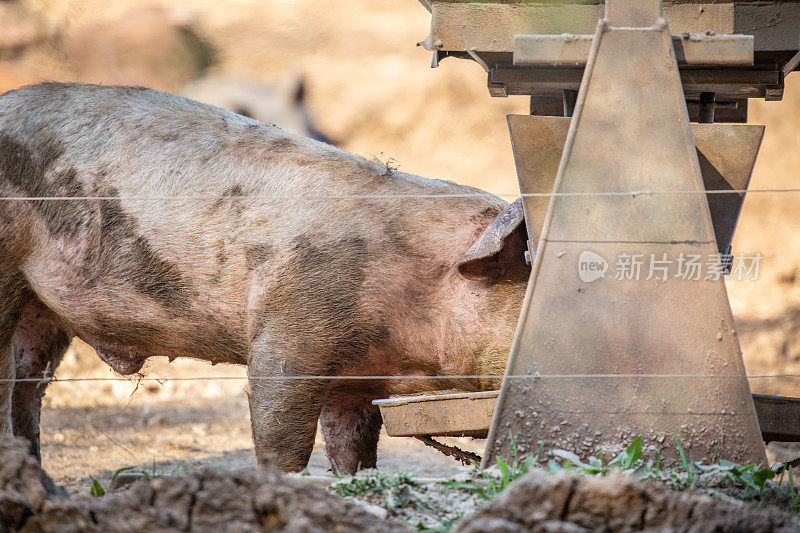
0 277 30 436
11 300 71 462
319 391 382 474
247 352 331 472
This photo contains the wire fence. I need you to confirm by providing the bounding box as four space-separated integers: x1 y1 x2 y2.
1 189 800 201
2 187 799 385
8 373 800 384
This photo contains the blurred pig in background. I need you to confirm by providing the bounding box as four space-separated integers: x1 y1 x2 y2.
0 0 52 60
0 0 53 93
59 4 336 144
183 74 336 144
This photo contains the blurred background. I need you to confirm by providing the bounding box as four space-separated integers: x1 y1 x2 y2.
1 0 798 488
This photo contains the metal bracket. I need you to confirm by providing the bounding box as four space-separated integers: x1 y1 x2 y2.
782 50 800 77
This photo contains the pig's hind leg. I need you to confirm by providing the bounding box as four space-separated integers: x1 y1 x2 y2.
319 391 382 474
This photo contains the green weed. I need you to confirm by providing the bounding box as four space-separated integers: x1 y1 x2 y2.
87 461 188 497
331 470 415 498
441 433 540 503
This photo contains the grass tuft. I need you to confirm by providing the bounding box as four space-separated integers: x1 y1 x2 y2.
87 461 188 497
88 437 800 530
330 436 800 531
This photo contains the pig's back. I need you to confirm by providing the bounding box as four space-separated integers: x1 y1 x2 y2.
0 84 365 246
0 82 495 250
0 82 477 223
0 82 333 199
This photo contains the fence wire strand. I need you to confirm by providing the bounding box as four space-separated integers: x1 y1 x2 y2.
8 373 800 384
1 189 800 201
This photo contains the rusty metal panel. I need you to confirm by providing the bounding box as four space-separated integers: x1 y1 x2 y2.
513 35 594 68
427 2 606 53
373 391 498 437
507 115 570 244
426 2 737 53
485 15 766 468
692 123 764 255
734 2 800 53
673 33 754 66
508 116 764 258
606 0 661 26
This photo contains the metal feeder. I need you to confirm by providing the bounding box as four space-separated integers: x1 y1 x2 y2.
375 0 800 467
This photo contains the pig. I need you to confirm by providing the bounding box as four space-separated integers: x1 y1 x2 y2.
183 74 336 145
0 82 530 482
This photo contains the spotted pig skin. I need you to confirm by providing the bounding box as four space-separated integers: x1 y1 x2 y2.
0 83 530 476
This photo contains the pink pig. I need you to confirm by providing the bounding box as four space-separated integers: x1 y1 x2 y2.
0 83 529 486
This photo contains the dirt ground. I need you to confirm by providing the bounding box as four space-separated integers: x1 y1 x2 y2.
453 470 800 532
1 0 799 498
10 433 800 533
43 341 484 495
0 436 405 532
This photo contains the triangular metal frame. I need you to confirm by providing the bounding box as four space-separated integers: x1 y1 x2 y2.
485 6 766 467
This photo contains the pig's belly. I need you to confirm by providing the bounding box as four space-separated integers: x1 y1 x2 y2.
71 313 212 375
71 310 247 375
80 338 151 375
24 266 248 375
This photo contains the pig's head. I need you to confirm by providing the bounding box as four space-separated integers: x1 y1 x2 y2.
385 197 530 394
449 198 530 389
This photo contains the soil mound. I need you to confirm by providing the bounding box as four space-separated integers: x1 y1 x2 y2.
454 469 800 533
0 437 404 532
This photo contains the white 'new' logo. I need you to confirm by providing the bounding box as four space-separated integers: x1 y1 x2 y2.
578 251 608 282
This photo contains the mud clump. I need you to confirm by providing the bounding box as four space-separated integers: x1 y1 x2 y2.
0 437 404 532
0 437 47 530
454 469 800 533
5 435 797 532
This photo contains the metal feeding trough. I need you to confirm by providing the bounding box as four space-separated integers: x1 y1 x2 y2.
375 391 800 460
374 0 800 467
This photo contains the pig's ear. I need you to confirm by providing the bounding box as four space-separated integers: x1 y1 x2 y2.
281 72 306 105
456 198 529 281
